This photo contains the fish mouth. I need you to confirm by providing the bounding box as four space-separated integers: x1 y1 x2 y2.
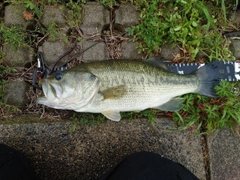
37 79 56 101
38 79 62 99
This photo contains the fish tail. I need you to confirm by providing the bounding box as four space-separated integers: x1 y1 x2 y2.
196 62 220 98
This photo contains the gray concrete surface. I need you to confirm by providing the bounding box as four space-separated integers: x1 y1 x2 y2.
4 4 29 27
80 2 109 35
160 44 181 60
41 5 69 28
229 39 240 59
115 4 139 28
40 40 74 67
208 128 240 180
80 41 107 62
0 117 206 180
3 45 34 67
3 80 31 106
121 41 142 59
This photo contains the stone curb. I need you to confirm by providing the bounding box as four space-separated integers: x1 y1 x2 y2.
0 117 206 180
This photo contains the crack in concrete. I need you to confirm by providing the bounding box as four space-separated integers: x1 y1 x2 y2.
201 133 211 180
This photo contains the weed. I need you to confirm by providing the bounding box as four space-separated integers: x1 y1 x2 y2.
46 22 59 41
127 0 234 60
24 0 43 19
66 0 86 28
0 23 27 48
70 109 159 129
172 81 240 133
5 0 43 19
121 109 159 123
72 112 107 127
69 123 77 132
99 0 119 8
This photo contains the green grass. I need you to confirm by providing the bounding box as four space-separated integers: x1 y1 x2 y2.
121 109 159 123
126 0 234 60
99 0 119 7
172 81 240 134
71 112 107 127
0 24 27 48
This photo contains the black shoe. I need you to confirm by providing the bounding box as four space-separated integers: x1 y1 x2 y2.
0 144 36 180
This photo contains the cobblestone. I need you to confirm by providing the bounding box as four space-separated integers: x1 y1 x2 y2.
115 4 139 28
3 80 31 106
80 41 107 62
4 4 29 27
41 5 69 28
160 44 181 60
229 39 240 59
3 45 34 67
40 39 73 67
121 41 141 59
80 2 109 35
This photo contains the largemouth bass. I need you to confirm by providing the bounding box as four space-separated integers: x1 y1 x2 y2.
36 59 220 121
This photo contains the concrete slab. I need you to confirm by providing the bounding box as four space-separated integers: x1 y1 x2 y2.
80 41 107 62
0 117 206 180
40 40 74 67
80 2 109 35
208 128 240 180
3 80 31 106
121 41 142 59
4 4 29 27
160 44 181 60
3 45 34 67
115 4 139 28
229 39 240 59
41 5 69 28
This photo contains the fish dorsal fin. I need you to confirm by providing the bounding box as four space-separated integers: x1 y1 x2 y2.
102 111 121 121
144 56 169 71
155 98 184 112
101 85 127 100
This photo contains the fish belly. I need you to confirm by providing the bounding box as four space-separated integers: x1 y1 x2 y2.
84 82 197 113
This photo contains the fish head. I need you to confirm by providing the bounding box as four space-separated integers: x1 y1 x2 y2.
36 69 99 110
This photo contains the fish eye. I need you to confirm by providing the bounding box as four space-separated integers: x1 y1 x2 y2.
55 73 63 81
90 74 96 80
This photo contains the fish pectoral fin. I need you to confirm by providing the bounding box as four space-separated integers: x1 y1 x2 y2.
101 85 127 100
102 111 121 121
156 98 184 112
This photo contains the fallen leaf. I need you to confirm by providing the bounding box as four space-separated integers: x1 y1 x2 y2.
23 11 33 21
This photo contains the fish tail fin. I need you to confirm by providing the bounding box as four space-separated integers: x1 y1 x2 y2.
196 63 220 98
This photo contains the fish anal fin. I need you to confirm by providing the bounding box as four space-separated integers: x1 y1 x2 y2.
102 111 121 121
155 98 184 112
101 85 127 100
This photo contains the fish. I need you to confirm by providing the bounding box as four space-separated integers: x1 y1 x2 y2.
36 58 220 121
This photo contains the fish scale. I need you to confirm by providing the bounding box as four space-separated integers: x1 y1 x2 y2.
84 61 199 112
